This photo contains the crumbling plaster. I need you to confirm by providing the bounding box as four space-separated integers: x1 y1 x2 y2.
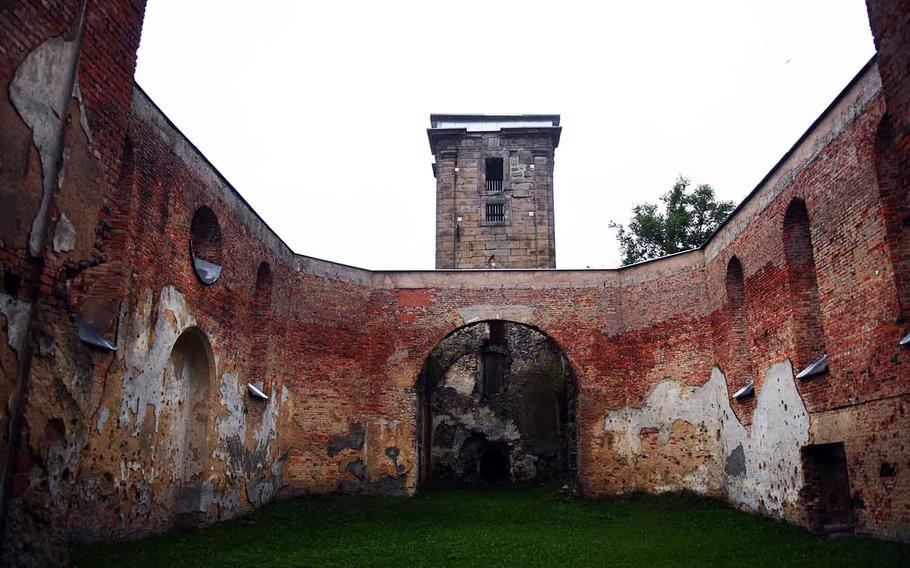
0 293 31 354
603 361 809 518
9 30 83 258
66 284 291 538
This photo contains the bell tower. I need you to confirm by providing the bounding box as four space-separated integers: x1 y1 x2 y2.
428 115 561 269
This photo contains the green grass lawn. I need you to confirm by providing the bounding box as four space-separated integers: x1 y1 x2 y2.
70 486 910 567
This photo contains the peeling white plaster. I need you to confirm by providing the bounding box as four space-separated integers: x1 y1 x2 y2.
9 33 82 257
53 212 76 253
725 362 809 515
72 80 94 146
436 352 519 442
602 361 809 518
0 292 32 353
605 374 729 457
96 406 109 433
109 284 291 523
255 387 280 448
118 285 197 434
217 372 245 442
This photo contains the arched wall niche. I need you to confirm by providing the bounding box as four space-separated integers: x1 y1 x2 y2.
725 255 754 396
783 198 827 372
874 114 910 327
253 261 273 303
165 326 215 484
726 256 745 307
249 261 274 393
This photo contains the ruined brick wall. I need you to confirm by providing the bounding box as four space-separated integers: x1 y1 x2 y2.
0 2 391 562
1 1 909 565
366 264 713 498
370 59 910 539
1 1 148 564
60 83 397 544
867 0 910 140
433 131 557 269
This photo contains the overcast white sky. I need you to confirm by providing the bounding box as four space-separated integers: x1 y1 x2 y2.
134 1 875 270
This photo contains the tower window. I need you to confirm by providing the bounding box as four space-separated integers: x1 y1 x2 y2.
485 158 503 192
486 203 505 223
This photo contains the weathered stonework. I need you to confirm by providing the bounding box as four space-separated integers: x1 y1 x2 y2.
0 0 909 565
430 115 559 269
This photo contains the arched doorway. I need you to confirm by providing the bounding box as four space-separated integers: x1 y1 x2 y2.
416 320 577 488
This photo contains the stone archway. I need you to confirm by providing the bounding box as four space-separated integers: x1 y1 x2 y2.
415 320 577 489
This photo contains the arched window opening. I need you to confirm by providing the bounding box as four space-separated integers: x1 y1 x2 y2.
415 320 576 489
166 328 212 484
726 256 754 400
248 262 273 396
190 206 223 285
783 199 828 378
874 115 910 345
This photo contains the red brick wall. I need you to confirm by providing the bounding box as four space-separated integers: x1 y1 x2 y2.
1 1 909 564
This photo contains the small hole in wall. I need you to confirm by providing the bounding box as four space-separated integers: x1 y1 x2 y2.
45 418 65 444
2 269 21 297
880 462 896 477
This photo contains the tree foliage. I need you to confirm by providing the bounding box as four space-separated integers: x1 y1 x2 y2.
610 176 735 265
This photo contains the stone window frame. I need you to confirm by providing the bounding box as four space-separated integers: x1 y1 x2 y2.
479 148 512 195
483 156 505 193
479 146 511 227
479 196 509 227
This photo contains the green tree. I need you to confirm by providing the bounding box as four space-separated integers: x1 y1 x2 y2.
609 176 735 265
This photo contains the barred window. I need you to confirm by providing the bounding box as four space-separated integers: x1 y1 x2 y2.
486 203 504 223
485 158 503 192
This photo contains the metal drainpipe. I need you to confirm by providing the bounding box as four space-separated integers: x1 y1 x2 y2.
0 2 87 540
533 159 540 267
452 149 458 268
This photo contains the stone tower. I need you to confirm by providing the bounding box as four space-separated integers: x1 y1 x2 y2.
428 115 561 269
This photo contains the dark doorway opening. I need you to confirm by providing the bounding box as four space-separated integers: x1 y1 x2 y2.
479 445 510 484
415 320 576 490
800 443 854 535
